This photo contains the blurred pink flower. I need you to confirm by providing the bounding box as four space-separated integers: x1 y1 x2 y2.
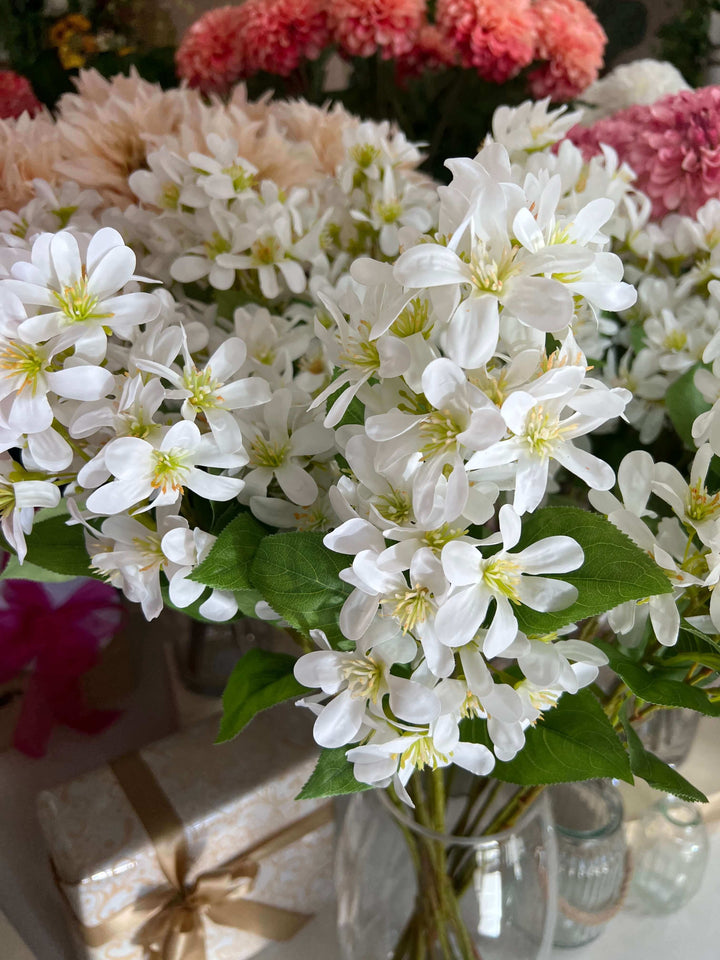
239 0 329 76
0 579 124 756
396 22 459 79
176 6 247 94
0 70 42 119
529 0 606 101
436 0 537 83
567 86 720 220
328 0 424 60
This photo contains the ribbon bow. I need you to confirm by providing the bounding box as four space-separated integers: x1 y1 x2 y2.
57 751 334 960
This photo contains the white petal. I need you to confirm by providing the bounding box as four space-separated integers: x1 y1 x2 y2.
313 690 366 748
45 366 114 401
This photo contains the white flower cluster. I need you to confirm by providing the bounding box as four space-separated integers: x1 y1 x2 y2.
293 107 643 798
0 118 434 622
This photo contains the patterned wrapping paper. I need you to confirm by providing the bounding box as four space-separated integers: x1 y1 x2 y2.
37 704 335 960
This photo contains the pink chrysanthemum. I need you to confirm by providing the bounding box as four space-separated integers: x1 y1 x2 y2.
567 86 720 220
436 0 537 84
396 23 458 79
176 6 247 94
328 0 424 60
238 0 329 76
528 0 606 101
0 70 42 120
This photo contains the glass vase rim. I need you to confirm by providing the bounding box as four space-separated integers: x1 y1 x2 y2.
657 795 703 828
550 779 623 840
375 784 550 847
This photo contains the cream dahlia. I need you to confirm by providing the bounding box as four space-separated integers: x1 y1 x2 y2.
568 86 720 220
328 0 424 60
529 0 606 101
436 0 537 83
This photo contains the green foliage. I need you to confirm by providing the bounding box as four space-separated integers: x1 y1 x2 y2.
659 0 720 87
297 746 373 799
217 649 305 743
665 365 712 450
620 705 707 803
462 689 633 785
190 512 268 592
588 0 648 67
597 640 720 716
514 507 671 635
16 514 95 579
249 531 352 647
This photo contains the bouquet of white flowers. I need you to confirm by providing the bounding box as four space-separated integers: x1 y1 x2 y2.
2 76 720 958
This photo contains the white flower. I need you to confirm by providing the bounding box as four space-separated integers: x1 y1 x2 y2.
294 622 441 749
652 444 720 548
467 364 630 515
163 525 239 621
579 60 690 122
491 99 584 157
2 228 160 362
0 456 60 562
436 505 583 658
84 420 246 515
138 336 271 453
239 388 334 506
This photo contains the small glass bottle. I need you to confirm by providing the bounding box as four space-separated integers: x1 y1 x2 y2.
550 780 629 948
629 795 709 913
636 708 700 767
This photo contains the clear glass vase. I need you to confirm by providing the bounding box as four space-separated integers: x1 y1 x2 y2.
336 781 558 960
550 780 629 948
635 708 701 767
172 615 296 696
629 795 709 913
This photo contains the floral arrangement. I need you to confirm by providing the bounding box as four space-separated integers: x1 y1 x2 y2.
3 62 720 956
176 0 607 177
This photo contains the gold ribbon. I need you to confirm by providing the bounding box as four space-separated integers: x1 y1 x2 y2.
54 751 334 960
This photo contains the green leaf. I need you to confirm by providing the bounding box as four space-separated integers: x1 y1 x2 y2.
249 531 351 647
0 556 77 583
190 512 268 591
296 746 372 799
515 507 672 635
665 364 711 449
462 689 633 785
22 515 95 578
620 705 707 804
217 649 304 743
596 640 720 716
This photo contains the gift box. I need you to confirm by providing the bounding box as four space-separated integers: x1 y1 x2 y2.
37 705 335 960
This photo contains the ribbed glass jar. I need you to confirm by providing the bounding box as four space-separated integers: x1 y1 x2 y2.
336 784 558 960
636 708 700 767
629 796 709 913
550 780 628 948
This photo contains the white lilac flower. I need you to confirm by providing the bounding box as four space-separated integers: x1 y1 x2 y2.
436 504 583 658
294 622 441 749
84 420 246 515
2 228 160 362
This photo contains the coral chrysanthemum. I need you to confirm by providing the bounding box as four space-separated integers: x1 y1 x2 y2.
328 0 424 60
0 70 42 120
567 86 720 220
237 0 329 76
529 0 606 101
175 6 247 94
435 0 537 83
396 23 458 78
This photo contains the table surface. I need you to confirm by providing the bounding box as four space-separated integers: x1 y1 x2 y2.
1 621 718 960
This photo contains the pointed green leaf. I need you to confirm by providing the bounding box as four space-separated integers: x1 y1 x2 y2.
190 512 268 591
665 364 711 450
462 689 633 785
297 746 372 799
217 649 304 743
249 531 351 647
21 514 95 578
621 705 707 803
515 507 672 635
596 640 720 716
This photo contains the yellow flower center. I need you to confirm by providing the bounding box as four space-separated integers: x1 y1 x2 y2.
0 342 45 391
183 366 223 412
53 273 112 325
341 656 383 701
250 436 289 469
481 555 522 603
150 450 189 494
389 586 432 633
399 736 448 771
686 479 720 523
419 409 463 459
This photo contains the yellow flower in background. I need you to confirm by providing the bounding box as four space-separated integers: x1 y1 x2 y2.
48 13 97 70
